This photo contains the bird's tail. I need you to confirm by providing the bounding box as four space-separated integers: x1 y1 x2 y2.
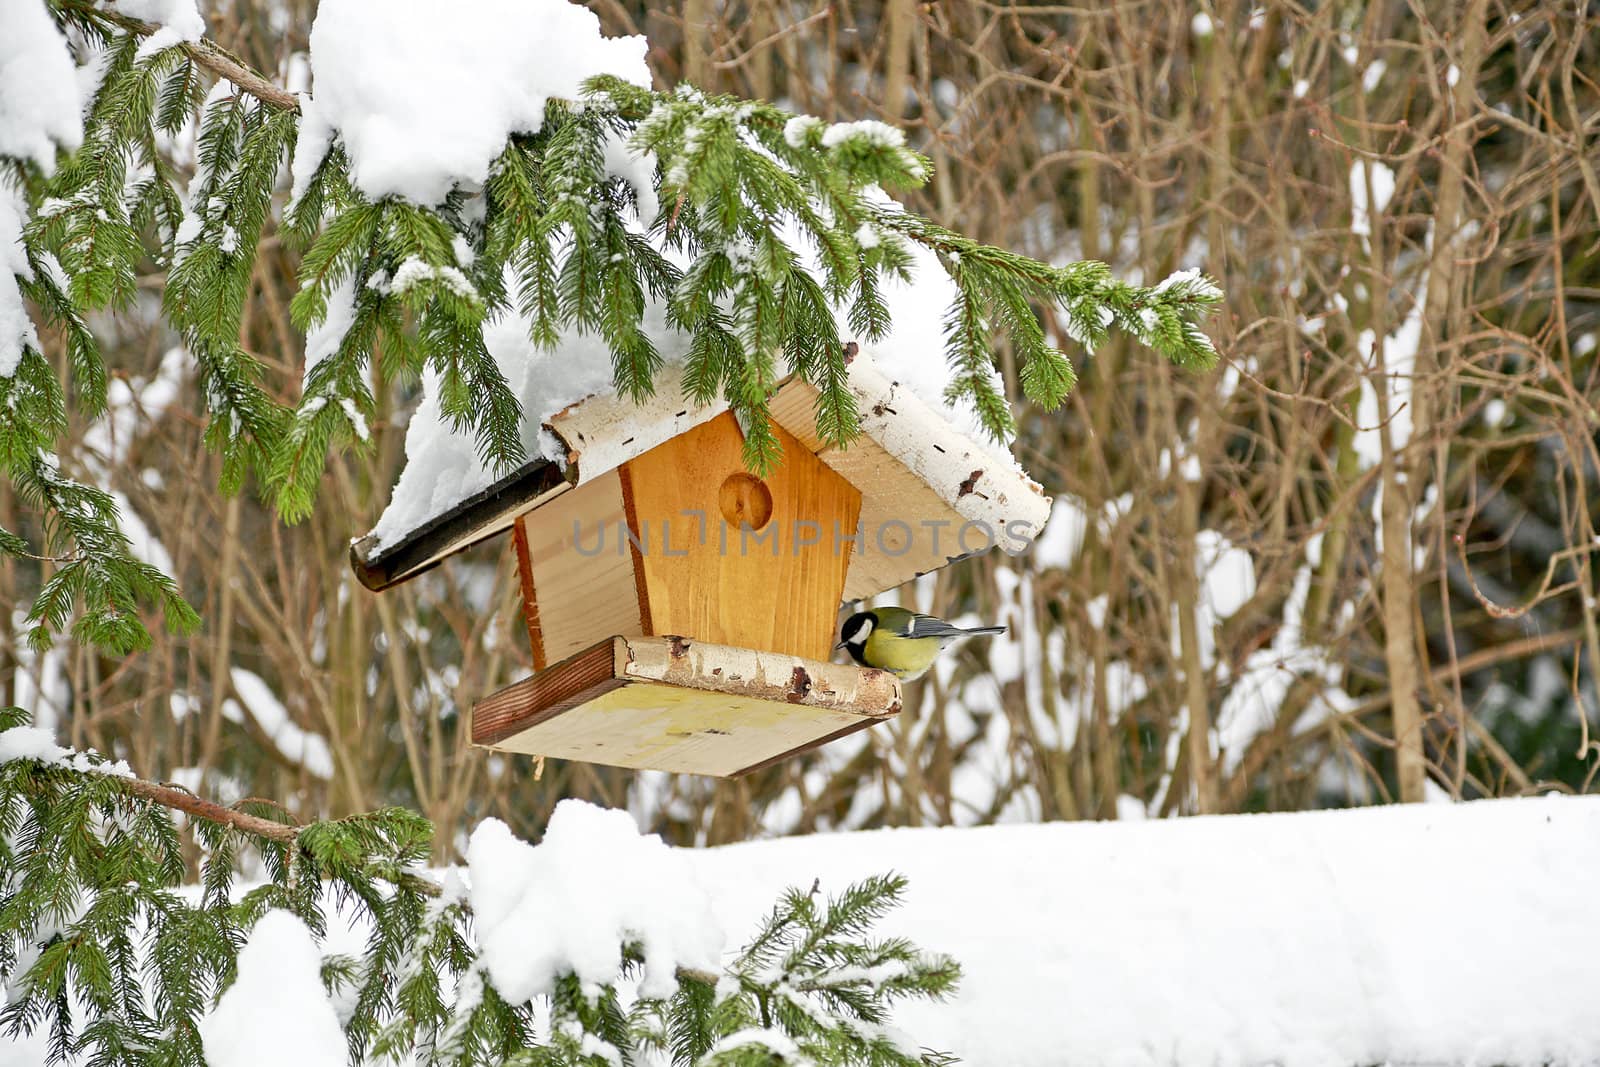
961 625 1007 637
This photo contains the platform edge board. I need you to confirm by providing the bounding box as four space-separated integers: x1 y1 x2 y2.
470 638 626 746
733 716 881 778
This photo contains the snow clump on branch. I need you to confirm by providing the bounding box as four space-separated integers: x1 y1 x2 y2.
199 910 347 1067
0 0 83 378
466 800 724 1002
288 0 651 205
111 0 207 61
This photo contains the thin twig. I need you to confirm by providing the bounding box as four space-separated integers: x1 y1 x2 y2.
711 7 833 71
1452 531 1593 620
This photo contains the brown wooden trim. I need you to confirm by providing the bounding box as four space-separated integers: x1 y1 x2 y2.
511 515 548 670
471 638 624 746
615 462 654 636
733 716 884 778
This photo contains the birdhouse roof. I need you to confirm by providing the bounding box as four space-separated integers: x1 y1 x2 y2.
350 353 1051 596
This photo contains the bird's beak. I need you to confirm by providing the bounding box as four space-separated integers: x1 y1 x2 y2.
833 640 846 651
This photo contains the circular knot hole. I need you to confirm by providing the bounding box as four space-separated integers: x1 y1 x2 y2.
719 472 774 530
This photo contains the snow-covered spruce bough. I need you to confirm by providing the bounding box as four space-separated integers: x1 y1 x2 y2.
2 0 1220 656
0 710 960 1066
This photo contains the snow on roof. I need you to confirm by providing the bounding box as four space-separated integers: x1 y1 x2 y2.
356 236 1032 587
362 301 685 554
350 342 1048 598
688 795 1600 1067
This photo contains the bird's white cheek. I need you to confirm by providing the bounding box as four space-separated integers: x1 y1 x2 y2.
845 619 874 644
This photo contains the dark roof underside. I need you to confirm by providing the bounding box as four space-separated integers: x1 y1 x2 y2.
348 458 569 592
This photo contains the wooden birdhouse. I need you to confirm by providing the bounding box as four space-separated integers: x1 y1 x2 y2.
351 355 1051 777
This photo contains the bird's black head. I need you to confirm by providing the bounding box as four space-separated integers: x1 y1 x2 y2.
836 611 878 666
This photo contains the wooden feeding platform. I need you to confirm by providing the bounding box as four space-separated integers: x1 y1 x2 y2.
350 353 1051 777
472 636 901 777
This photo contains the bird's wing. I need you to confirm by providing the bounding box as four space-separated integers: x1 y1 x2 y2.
900 613 988 640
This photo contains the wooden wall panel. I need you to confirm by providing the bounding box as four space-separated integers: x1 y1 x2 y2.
620 413 861 661
520 470 644 664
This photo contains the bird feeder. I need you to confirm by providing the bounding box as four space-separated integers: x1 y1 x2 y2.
351 354 1051 777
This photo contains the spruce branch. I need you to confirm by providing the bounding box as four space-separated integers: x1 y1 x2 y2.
57 0 301 112
0 726 724 984
0 711 965 1064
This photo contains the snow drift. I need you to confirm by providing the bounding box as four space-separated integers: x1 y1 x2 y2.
687 796 1600 1067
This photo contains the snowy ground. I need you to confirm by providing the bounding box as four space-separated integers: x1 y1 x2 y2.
689 796 1600 1067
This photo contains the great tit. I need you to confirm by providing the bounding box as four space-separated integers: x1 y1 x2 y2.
835 606 1006 681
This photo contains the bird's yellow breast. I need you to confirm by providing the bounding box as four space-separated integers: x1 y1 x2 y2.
862 631 946 679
